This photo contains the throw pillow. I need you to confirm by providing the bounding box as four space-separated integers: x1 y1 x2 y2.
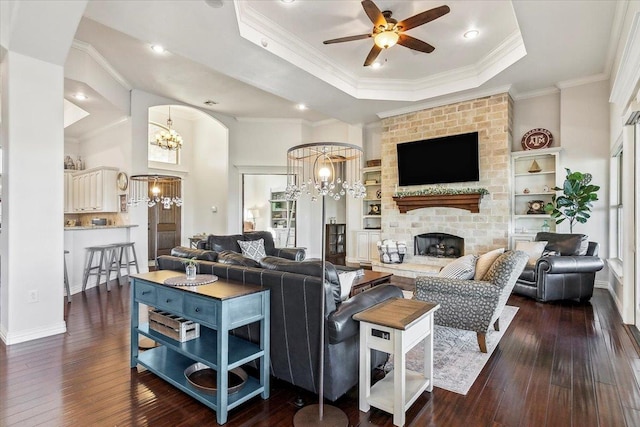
515 240 548 267
437 254 478 280
474 248 505 280
237 238 267 261
338 270 358 301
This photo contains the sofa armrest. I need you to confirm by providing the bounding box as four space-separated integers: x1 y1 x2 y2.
196 240 208 250
415 276 501 299
156 255 189 272
537 256 604 274
270 247 306 261
170 246 218 261
327 284 403 345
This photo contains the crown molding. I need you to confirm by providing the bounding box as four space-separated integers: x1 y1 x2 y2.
376 85 512 119
556 73 609 90
610 10 640 107
510 86 559 101
604 0 630 78
71 39 132 90
235 117 313 125
235 2 525 103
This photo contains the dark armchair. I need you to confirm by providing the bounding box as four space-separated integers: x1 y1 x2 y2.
513 232 604 302
197 230 306 261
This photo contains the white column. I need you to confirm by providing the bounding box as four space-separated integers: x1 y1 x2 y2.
0 51 66 344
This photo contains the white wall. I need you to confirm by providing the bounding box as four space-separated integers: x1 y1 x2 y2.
513 91 561 152
559 80 610 281
187 116 229 240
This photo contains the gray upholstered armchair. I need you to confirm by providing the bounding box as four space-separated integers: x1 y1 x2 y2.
414 250 528 353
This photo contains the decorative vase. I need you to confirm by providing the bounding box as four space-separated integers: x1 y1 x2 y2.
541 220 550 233
186 264 197 280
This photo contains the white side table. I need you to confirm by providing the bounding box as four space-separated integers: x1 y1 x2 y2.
354 298 439 427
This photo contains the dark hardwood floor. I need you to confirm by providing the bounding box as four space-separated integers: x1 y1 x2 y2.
1 281 640 426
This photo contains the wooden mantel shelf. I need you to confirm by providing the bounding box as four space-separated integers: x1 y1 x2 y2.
393 193 483 213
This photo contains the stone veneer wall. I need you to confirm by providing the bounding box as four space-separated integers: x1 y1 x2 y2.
380 93 513 257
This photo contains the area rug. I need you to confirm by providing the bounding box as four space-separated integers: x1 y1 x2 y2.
387 305 518 395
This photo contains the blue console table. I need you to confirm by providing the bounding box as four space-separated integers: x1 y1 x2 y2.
130 270 270 425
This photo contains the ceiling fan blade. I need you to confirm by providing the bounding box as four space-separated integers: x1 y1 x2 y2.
398 34 435 53
323 34 372 44
364 45 382 66
361 0 387 29
396 5 450 32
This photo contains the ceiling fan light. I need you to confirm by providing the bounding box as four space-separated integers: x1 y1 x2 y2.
374 31 399 49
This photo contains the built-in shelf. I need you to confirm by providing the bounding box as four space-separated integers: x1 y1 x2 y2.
393 193 484 214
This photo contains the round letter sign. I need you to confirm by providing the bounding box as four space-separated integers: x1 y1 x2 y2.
521 128 553 150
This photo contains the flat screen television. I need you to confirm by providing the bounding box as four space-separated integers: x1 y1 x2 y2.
396 132 479 186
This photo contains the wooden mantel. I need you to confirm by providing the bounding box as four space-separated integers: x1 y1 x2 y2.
393 193 483 213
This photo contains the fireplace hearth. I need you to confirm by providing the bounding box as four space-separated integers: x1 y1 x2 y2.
414 233 464 258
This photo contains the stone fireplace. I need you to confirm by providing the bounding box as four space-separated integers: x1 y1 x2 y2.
379 93 512 256
415 233 463 258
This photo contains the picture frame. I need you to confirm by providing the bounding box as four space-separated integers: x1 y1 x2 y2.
120 194 128 213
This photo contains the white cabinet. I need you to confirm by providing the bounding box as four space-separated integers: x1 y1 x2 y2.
270 189 295 247
362 166 382 230
510 147 561 248
356 230 381 264
64 170 74 213
72 167 118 213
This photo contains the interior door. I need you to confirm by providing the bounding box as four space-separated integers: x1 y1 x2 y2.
148 183 182 261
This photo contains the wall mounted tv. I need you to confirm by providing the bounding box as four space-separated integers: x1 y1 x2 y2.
396 132 479 186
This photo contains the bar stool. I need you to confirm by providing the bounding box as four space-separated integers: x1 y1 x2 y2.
64 250 71 303
111 242 140 280
82 244 121 292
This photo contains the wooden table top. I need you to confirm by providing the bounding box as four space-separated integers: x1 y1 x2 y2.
353 297 439 330
352 270 393 286
131 270 265 300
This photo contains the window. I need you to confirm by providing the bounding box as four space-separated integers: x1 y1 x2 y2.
611 146 623 261
148 122 179 165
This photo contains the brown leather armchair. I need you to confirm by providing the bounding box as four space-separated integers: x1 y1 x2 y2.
512 232 604 302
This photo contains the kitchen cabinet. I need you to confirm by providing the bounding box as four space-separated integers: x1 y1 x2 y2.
64 170 74 213
355 230 381 265
72 167 118 213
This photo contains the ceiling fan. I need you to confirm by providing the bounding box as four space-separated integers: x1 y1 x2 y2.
323 0 450 67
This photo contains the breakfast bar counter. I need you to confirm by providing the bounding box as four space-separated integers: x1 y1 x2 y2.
64 225 140 295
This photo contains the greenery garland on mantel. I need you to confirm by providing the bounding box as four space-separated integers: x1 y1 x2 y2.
393 187 490 198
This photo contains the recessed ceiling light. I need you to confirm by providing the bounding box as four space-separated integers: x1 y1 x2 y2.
73 93 88 100
296 103 307 111
463 30 479 39
281 0 295 3
151 44 166 53
371 62 383 69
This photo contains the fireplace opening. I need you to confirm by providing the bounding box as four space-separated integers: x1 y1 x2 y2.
414 233 464 258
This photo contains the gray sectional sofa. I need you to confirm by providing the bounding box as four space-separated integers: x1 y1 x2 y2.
156 246 402 401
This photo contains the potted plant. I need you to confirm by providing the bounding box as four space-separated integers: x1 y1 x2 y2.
544 168 600 233
184 257 198 280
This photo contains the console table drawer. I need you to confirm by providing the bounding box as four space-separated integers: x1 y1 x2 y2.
135 282 157 305
156 287 184 313
183 295 217 327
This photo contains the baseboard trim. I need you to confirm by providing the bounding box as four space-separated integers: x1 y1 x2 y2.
1 321 67 345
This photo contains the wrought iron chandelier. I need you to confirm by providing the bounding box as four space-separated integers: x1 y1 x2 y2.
154 106 183 151
128 175 183 208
